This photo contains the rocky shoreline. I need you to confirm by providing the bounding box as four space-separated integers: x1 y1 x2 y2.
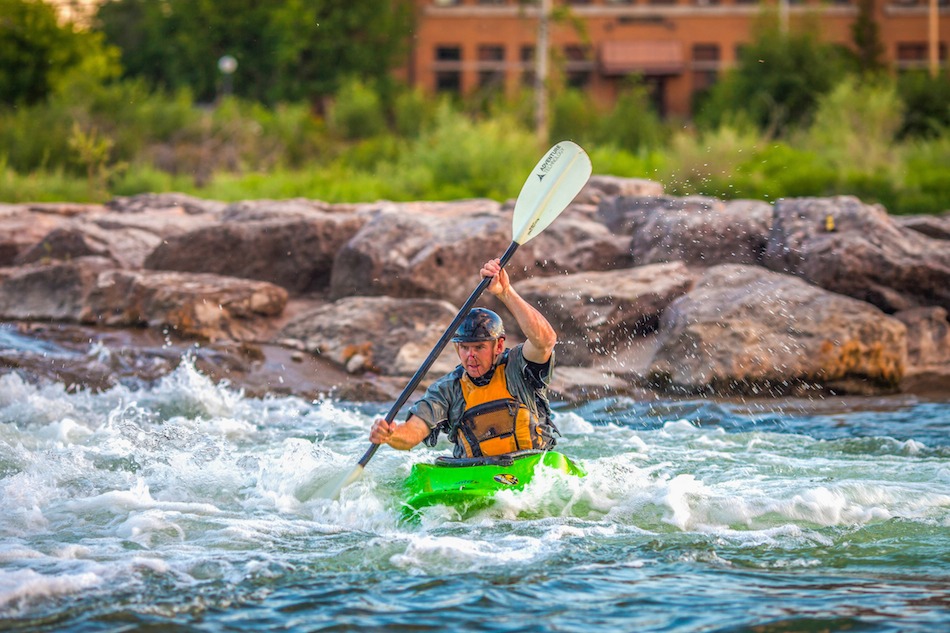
1 177 949 403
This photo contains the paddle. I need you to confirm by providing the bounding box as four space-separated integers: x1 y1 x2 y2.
318 140 592 499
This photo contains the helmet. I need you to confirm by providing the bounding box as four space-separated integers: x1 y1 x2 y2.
452 308 505 343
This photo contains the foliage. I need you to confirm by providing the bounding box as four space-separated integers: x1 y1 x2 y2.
696 14 849 137
95 0 413 104
0 0 118 105
1 12 948 215
596 79 666 152
850 0 886 75
897 70 950 139
327 78 387 141
549 89 600 146
801 76 904 177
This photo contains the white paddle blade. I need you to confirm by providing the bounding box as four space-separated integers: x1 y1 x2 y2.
314 464 364 500
512 141 592 245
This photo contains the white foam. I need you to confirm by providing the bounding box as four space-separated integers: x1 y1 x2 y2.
0 568 102 611
390 532 545 572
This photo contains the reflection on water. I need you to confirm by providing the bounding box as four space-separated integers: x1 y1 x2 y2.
0 359 948 632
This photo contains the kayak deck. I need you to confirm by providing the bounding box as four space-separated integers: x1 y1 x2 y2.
402 450 584 517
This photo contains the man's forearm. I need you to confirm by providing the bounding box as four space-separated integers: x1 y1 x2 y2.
497 287 556 361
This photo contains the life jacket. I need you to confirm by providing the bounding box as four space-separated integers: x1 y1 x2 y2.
455 356 545 458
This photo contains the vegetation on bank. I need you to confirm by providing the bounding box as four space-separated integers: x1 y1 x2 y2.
1 0 948 214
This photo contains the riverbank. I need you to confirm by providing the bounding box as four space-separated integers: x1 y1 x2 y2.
2 183 949 402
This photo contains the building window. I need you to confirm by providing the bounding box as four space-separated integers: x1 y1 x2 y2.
691 44 720 94
435 46 461 62
477 45 506 92
521 45 536 87
436 72 461 92
897 41 948 69
434 45 462 94
478 45 505 62
564 44 593 89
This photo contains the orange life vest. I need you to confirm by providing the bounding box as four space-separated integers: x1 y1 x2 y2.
456 360 544 458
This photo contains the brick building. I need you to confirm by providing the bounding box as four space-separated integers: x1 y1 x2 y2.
404 0 948 118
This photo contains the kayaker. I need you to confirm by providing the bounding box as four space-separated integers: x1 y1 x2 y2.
369 258 559 458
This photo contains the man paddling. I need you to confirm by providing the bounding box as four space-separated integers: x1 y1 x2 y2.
369 258 559 458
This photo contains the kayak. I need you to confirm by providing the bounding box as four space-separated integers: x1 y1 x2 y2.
402 450 584 518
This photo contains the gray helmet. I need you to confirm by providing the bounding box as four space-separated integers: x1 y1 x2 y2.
452 308 505 343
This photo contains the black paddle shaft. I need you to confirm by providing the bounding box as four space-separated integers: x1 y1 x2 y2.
357 241 521 468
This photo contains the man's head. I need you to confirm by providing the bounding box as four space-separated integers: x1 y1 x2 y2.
452 308 505 379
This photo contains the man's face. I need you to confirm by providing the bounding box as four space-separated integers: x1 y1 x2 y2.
456 338 504 379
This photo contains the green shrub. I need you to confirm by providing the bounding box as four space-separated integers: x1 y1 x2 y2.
898 70 950 139
596 79 667 152
549 89 600 146
395 104 539 201
803 76 904 176
327 77 386 140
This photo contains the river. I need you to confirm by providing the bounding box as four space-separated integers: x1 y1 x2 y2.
1 354 948 632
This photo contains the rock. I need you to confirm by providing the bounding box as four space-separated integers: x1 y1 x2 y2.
106 192 227 216
0 257 114 321
630 198 773 266
596 195 725 237
648 264 908 396
278 296 461 376
518 215 635 274
85 269 287 340
329 200 632 306
762 196 950 313
575 175 664 205
220 198 339 221
893 306 950 398
896 213 950 241
0 206 70 266
17 224 162 269
893 307 950 368
517 262 696 364
145 213 366 293
329 201 510 304
0 257 287 341
548 365 651 403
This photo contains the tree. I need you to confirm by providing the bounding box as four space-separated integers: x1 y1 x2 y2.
695 17 849 136
0 0 94 105
95 0 413 104
851 0 886 75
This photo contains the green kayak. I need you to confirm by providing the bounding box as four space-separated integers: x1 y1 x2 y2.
402 450 585 518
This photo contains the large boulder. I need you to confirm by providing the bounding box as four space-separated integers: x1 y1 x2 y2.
330 200 631 305
329 201 511 304
596 195 725 237
106 192 227 216
86 269 287 340
145 213 366 293
896 213 950 241
17 224 163 269
762 196 950 313
575 175 664 205
0 257 114 321
648 264 908 396
893 306 950 395
630 199 773 266
0 257 287 341
277 296 460 376
0 206 70 266
516 262 696 364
